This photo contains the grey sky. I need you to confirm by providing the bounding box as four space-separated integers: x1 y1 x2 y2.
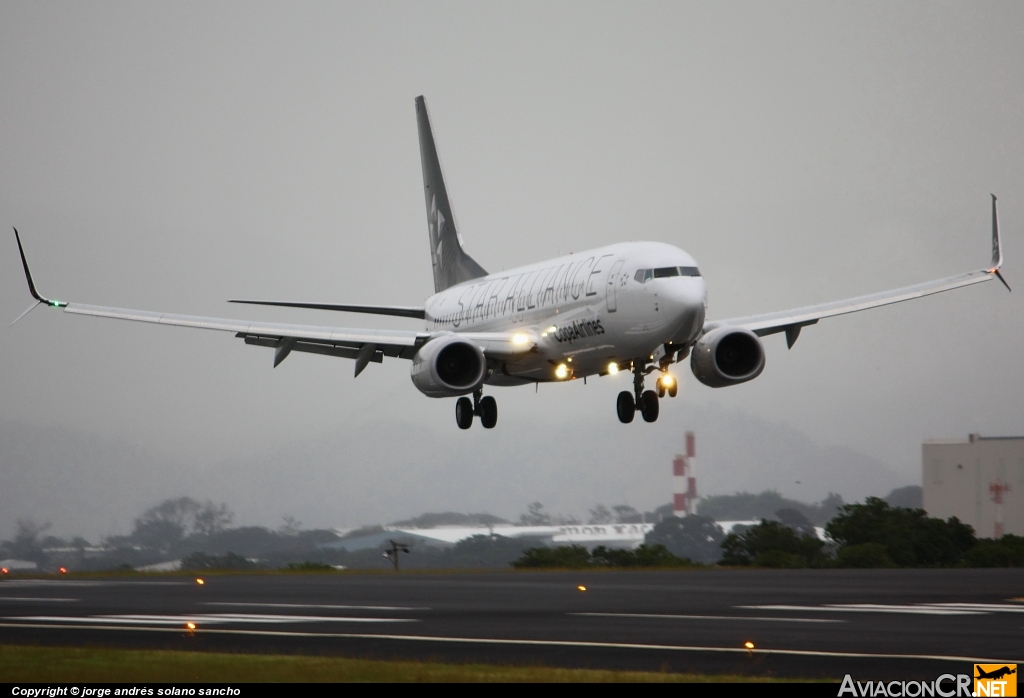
1 3 1022 540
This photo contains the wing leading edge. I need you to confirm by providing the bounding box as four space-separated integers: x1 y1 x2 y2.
703 195 1010 348
10 230 535 375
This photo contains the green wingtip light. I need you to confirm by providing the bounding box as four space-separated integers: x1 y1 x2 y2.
49 300 66 308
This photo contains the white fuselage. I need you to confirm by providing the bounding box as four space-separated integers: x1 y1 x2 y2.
423 241 707 384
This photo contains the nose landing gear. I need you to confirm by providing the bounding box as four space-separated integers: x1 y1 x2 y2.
456 389 498 429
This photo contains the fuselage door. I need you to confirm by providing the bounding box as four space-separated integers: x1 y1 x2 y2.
606 259 625 312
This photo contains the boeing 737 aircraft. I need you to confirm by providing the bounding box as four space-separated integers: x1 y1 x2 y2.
11 96 1010 429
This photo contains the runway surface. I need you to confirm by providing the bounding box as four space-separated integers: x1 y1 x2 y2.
1 568 1022 679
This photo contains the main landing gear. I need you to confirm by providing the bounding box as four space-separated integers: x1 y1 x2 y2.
616 362 677 424
456 389 497 430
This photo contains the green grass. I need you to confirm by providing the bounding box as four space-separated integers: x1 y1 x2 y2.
0 645 802 682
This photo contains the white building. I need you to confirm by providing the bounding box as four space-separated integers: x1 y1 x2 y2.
923 434 1024 538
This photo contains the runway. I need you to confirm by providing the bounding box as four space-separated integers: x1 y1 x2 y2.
1 569 1022 679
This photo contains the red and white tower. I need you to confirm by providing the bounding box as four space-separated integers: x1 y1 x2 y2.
673 432 698 516
989 479 1011 538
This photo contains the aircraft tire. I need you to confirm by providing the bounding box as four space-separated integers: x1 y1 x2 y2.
640 390 659 423
616 391 635 424
480 395 498 429
456 397 474 429
657 379 666 398
668 382 678 398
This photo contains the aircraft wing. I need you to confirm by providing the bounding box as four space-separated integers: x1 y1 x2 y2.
63 304 534 365
703 195 1010 348
66 302 430 373
11 229 536 374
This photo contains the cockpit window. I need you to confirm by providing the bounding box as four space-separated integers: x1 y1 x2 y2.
635 266 701 283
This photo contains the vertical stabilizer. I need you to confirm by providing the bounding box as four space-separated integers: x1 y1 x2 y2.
416 96 488 292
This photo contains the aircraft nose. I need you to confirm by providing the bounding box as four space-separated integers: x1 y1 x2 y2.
661 278 706 343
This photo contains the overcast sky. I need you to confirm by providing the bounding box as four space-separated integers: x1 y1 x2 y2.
1 2 1022 540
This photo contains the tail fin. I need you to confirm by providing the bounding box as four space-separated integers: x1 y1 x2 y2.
415 96 488 292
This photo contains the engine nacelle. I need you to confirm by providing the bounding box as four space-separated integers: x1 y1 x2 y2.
410 335 487 397
690 327 765 388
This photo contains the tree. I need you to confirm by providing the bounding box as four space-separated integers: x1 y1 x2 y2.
279 516 302 536
513 545 590 568
193 502 234 537
775 508 816 536
613 505 642 523
883 486 923 509
131 497 236 550
826 498 975 567
697 491 844 526
519 502 552 526
644 516 725 563
721 520 826 567
5 519 52 563
588 505 613 525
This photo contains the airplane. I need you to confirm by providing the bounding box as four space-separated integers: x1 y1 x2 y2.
10 96 1010 429
976 666 1016 680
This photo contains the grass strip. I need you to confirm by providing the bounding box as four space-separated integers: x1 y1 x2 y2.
0 644 801 683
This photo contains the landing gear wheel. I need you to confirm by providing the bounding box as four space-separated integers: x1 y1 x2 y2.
456 397 474 429
640 390 660 423
668 381 678 398
616 391 636 424
657 377 666 398
479 395 498 429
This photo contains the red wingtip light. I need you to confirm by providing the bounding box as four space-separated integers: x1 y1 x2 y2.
1 568 8 575
59 567 67 574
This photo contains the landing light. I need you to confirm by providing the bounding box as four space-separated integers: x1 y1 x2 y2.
554 364 569 380
196 578 205 585
744 641 755 650
186 622 196 630
577 585 587 592
512 333 529 345
607 362 619 375
661 374 675 387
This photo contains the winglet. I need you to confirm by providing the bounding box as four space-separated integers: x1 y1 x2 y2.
989 195 1011 292
12 228 66 307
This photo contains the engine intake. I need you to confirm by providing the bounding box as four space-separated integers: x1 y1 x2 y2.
411 335 487 397
690 327 765 388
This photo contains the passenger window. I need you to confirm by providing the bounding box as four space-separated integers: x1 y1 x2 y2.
654 267 680 278
679 266 701 277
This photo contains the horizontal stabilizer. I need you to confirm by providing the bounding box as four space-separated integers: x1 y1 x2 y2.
229 300 426 319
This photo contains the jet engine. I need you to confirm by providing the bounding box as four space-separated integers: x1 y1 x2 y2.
410 335 487 397
690 327 765 388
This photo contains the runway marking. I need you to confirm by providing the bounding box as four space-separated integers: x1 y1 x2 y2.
928 603 1024 613
204 602 430 612
0 622 1018 665
0 580 188 587
741 603 1020 616
8 613 418 625
572 612 844 624
0 597 78 602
